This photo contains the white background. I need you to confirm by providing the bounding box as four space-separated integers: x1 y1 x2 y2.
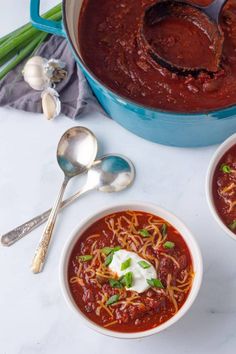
0 1 236 354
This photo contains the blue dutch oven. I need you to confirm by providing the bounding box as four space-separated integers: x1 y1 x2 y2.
31 0 236 147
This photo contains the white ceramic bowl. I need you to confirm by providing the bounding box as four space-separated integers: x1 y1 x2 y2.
206 133 236 241
60 201 203 339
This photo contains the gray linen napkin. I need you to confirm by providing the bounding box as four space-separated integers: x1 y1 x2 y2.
0 35 104 119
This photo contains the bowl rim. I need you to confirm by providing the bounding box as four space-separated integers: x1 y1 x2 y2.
62 0 236 118
206 133 236 241
59 201 203 339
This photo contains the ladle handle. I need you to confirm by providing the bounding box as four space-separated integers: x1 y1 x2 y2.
1 186 90 247
31 177 69 274
205 0 228 22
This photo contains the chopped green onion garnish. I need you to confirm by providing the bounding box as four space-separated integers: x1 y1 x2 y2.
138 260 151 269
77 255 93 262
104 253 114 266
163 241 175 249
220 164 231 174
139 229 150 237
103 246 121 266
121 258 131 271
161 224 168 237
121 272 133 288
109 279 123 289
106 294 120 306
229 219 236 230
101 246 121 255
147 278 164 289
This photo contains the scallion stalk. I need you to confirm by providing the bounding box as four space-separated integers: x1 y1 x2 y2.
0 11 62 59
0 32 48 80
0 3 62 80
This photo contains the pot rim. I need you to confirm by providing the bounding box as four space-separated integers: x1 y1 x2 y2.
62 0 236 119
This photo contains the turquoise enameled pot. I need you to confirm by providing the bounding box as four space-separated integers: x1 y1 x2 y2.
30 0 236 147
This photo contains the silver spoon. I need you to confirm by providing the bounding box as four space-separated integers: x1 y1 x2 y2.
1 155 135 247
31 126 98 274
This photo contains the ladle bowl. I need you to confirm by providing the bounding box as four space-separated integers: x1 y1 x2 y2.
142 0 227 74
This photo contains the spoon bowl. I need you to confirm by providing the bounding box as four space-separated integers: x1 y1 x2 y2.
57 127 97 177
86 155 135 193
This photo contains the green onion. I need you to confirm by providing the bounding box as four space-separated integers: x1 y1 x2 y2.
0 33 47 80
229 220 236 230
163 241 175 249
147 278 164 289
0 3 61 47
138 260 151 269
106 294 120 306
104 253 114 266
139 229 150 237
103 246 121 266
101 246 121 256
121 258 131 271
121 272 133 288
0 3 62 80
220 164 231 174
77 255 93 262
109 279 123 289
161 224 168 237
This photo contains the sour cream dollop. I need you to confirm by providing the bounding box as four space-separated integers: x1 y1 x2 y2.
109 250 157 293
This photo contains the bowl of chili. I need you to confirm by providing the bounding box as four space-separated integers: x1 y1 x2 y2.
206 133 236 241
60 202 203 338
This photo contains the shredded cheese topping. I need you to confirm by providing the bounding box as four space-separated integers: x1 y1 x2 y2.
69 211 194 328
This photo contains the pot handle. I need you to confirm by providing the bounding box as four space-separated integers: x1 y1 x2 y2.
30 0 65 37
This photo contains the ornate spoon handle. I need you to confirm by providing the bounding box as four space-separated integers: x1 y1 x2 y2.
1 210 51 246
31 177 69 273
1 186 89 247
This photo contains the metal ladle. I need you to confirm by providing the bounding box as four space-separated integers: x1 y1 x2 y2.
142 0 228 74
31 126 98 274
1 155 135 247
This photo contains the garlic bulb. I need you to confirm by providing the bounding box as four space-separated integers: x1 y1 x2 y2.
23 56 66 121
23 56 50 91
41 88 61 120
23 56 67 91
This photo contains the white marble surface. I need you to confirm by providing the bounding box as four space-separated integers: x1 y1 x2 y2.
1 2 236 354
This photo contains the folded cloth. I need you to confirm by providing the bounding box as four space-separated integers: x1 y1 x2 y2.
0 35 104 119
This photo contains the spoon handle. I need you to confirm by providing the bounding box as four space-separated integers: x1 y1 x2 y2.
1 186 90 247
31 177 69 274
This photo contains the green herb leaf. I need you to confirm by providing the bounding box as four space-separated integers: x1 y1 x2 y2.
220 164 231 174
147 278 164 289
121 258 131 271
163 241 175 249
139 229 150 237
109 279 123 289
77 255 93 262
138 260 151 269
106 294 120 306
229 219 236 230
101 246 121 256
161 224 168 237
121 272 133 288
